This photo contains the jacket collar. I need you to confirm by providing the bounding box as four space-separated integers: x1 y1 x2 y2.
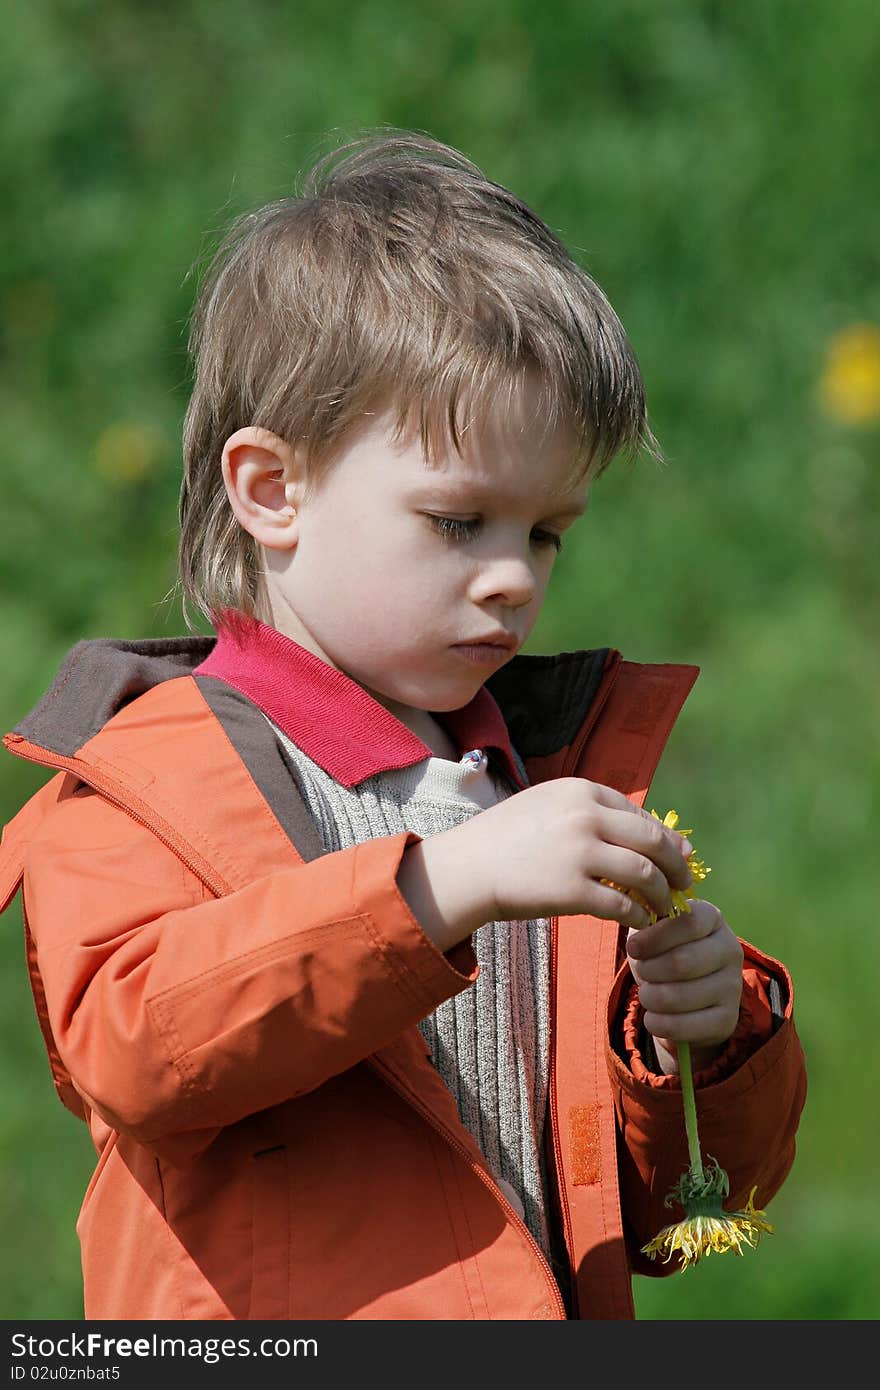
8 619 614 791
193 612 527 790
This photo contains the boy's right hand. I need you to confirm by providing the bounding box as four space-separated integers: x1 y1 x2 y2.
396 778 693 952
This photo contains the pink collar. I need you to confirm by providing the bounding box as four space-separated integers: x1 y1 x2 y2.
193 612 526 791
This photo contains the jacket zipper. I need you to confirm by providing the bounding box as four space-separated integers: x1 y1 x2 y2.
543 650 623 1319
546 913 576 1313
368 1054 567 1320
2 735 228 895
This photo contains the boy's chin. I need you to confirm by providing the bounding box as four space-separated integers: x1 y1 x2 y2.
363 673 485 717
423 679 492 713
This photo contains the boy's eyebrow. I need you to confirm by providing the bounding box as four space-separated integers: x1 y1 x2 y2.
415 484 589 519
548 500 589 520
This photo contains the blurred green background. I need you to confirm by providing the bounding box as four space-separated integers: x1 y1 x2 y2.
2 0 878 1321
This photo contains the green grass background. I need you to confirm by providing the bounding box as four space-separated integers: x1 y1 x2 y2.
2 0 878 1320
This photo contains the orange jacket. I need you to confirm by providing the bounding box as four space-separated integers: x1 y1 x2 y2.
0 637 806 1320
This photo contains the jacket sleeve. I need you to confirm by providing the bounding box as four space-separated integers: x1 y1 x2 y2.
22 783 478 1155
604 940 808 1276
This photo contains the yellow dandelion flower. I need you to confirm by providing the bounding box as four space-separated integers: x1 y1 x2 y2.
649 808 710 916
600 807 710 921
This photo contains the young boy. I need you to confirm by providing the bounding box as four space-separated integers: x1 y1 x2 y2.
0 131 805 1321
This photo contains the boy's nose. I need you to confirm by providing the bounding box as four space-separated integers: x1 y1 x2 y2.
469 558 536 609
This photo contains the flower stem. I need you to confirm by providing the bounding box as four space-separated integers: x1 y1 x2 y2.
678 1042 704 1182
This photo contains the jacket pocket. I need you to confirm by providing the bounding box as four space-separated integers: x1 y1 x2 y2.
249 1142 290 1319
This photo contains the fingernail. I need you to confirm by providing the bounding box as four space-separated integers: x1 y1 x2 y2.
681 839 694 856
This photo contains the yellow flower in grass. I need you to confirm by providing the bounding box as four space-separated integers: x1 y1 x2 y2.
819 323 880 425
629 812 774 1272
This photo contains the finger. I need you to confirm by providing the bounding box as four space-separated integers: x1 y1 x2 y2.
641 1001 741 1048
590 803 693 891
629 936 737 988
588 784 690 843
626 901 725 963
587 880 653 930
588 842 677 920
589 783 692 840
636 965 743 1017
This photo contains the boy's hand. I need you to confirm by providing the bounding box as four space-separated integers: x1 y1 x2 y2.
397 778 694 953
626 901 744 1073
478 777 693 929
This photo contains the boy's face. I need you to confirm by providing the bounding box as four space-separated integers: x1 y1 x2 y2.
261 373 589 720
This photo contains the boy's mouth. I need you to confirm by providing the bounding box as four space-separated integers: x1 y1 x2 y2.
454 630 518 652
451 634 517 664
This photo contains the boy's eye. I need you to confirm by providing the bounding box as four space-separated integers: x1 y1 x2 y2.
429 516 563 552
534 529 564 553
430 517 479 542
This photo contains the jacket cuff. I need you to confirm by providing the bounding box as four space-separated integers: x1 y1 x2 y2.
372 830 480 998
617 956 787 1091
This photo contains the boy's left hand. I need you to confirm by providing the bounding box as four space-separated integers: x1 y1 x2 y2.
626 900 744 1075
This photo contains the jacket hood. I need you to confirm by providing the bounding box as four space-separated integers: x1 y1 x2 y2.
11 634 613 765
13 637 216 759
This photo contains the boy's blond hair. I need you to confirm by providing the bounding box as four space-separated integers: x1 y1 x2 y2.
178 129 660 630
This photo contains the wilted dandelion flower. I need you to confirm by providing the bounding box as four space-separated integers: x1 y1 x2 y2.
642 1164 774 1270
634 811 774 1271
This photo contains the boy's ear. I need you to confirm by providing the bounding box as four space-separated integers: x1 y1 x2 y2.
221 426 303 551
